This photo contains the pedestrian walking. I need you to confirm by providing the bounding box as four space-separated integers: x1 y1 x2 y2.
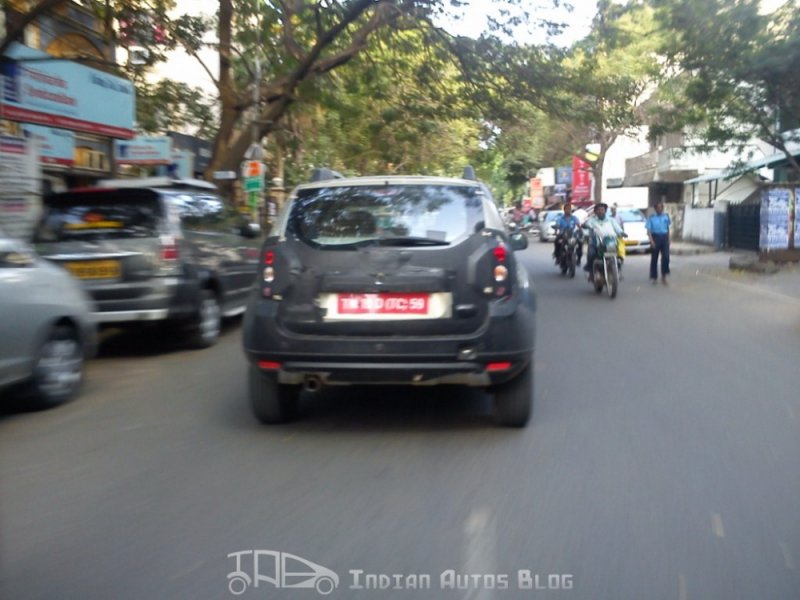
646 201 671 284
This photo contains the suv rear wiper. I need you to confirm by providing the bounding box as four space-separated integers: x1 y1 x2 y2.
375 236 449 247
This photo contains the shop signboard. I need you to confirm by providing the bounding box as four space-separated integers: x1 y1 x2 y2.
115 136 172 165
22 124 75 166
1 42 135 139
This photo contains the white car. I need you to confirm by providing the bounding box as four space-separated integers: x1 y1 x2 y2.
617 208 651 253
0 232 97 408
539 210 563 242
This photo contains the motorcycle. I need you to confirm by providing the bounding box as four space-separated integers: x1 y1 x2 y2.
588 233 622 299
554 227 582 278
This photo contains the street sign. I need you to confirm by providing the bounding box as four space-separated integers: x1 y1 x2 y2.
243 160 262 178
242 160 265 192
244 177 264 192
213 170 237 180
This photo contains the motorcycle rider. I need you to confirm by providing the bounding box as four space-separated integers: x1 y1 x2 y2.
553 202 582 265
583 202 625 275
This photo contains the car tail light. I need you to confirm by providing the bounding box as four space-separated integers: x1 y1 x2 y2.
490 242 511 298
156 235 180 275
262 249 277 297
258 360 281 370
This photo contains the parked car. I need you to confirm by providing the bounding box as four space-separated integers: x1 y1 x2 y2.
0 230 97 408
242 168 537 427
32 183 262 348
617 208 651 253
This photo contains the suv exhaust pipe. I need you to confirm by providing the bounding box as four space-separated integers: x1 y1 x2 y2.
303 376 322 393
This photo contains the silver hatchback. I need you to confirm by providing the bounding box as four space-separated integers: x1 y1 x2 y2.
0 232 97 408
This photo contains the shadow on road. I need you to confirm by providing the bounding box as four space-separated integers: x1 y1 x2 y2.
229 384 507 433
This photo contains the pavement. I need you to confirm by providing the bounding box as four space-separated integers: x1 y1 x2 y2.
669 241 800 299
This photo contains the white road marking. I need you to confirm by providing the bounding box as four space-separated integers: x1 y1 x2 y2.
779 542 795 571
711 514 725 538
678 573 688 600
169 559 207 580
462 506 497 600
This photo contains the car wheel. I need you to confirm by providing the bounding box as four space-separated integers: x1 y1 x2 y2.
249 365 300 424
27 324 84 409
186 289 221 349
493 360 533 427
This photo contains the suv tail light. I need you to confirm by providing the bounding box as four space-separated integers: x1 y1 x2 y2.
489 242 511 298
160 236 180 261
156 235 180 275
262 249 277 298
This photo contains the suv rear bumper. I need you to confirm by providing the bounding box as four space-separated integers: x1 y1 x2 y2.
242 291 535 387
87 277 201 324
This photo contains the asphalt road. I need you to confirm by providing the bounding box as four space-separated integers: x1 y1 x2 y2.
2 242 799 600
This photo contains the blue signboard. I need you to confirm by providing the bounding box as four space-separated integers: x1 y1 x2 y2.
22 124 75 165
1 42 135 138
556 166 572 185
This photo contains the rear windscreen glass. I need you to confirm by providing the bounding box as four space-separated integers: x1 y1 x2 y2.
287 184 484 248
34 190 164 242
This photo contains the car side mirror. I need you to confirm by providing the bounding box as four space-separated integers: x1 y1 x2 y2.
510 232 528 251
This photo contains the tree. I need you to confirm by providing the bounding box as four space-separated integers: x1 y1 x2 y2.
551 0 664 202
647 0 800 179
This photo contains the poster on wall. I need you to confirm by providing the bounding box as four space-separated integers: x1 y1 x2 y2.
759 187 791 250
795 188 800 249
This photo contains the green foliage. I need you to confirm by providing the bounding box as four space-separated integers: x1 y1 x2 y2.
648 0 800 175
134 79 216 138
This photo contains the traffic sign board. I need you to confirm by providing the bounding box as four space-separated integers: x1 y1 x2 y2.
243 160 263 178
244 177 263 192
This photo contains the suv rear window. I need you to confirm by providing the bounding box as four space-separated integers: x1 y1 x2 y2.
287 184 483 248
34 189 164 242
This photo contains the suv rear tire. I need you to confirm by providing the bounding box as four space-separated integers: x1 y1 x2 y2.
249 365 300 423
186 289 221 349
492 360 533 427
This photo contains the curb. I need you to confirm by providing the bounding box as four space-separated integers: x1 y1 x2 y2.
671 246 716 256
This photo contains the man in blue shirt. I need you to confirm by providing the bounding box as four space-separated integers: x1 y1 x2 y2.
553 202 582 264
646 201 672 284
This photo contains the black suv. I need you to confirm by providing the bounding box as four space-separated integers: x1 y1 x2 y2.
242 169 536 426
33 182 262 348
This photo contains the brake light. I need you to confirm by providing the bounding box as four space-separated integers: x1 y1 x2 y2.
258 360 281 370
489 242 511 298
262 248 277 297
159 235 179 260
486 362 512 372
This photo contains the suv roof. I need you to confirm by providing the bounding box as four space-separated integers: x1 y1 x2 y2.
295 174 483 191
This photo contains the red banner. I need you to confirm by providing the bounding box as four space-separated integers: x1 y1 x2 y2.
572 155 592 201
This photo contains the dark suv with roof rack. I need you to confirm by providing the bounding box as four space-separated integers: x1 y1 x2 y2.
33 184 262 348
241 167 537 426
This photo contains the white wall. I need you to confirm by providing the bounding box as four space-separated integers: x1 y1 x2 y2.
604 187 649 209
602 133 651 186
682 206 715 243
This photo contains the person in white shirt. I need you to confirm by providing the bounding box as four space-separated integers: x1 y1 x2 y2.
583 203 625 273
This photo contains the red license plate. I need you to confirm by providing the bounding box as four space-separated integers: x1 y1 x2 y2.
337 293 429 315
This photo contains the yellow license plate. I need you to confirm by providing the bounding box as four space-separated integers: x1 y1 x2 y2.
65 260 121 280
